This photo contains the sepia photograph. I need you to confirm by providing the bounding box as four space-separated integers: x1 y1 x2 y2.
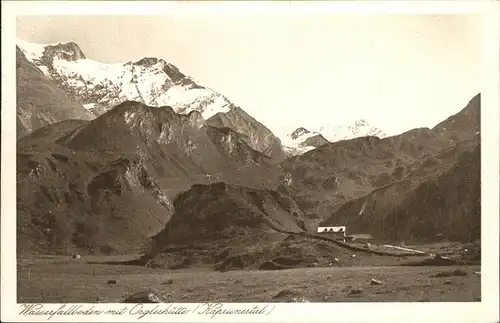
2 1 499 322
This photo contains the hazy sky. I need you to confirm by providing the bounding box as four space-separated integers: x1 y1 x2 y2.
16 14 481 135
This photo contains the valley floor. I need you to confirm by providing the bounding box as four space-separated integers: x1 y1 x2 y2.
17 255 480 303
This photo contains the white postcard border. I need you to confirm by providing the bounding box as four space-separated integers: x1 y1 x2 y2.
2 1 499 322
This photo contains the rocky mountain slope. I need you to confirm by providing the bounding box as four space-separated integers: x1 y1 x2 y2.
16 39 286 161
17 101 279 255
280 94 481 235
431 93 481 144
206 107 286 161
138 95 481 260
17 94 481 255
321 138 480 242
16 46 94 138
15 37 481 254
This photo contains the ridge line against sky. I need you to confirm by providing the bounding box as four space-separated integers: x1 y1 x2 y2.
16 14 481 136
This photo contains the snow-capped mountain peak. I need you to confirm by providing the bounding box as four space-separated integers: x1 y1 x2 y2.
16 38 288 161
281 127 328 156
290 127 311 140
280 119 387 156
17 38 86 62
315 119 387 143
16 38 234 119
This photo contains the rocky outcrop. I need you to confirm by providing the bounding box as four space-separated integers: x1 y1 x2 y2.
207 107 287 162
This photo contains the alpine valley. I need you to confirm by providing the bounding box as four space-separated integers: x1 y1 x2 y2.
15 38 481 303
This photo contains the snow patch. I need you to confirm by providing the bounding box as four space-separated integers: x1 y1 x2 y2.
16 38 47 61
124 111 136 124
37 65 50 77
280 128 319 148
201 99 231 120
283 145 316 156
279 127 322 155
83 103 96 111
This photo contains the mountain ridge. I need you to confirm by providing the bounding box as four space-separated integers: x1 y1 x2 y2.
16 100 280 255
15 38 481 257
321 137 480 242
279 94 480 232
16 39 287 161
